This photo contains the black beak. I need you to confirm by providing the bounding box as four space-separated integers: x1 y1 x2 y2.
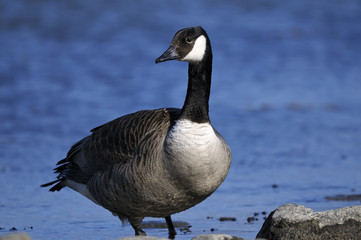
155 46 179 64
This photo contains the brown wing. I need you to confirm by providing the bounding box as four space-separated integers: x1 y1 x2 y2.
84 108 180 171
44 108 181 189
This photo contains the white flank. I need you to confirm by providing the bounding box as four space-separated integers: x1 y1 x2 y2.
182 35 207 62
65 179 99 205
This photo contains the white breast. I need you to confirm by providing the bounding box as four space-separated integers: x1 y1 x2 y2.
165 119 230 194
168 119 215 150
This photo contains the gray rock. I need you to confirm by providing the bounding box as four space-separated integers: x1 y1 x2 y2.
325 194 361 202
192 234 243 240
0 233 32 240
256 204 361 240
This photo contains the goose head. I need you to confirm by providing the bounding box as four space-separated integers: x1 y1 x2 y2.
155 26 211 64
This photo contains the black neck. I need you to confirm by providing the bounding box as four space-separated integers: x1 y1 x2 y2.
180 56 212 123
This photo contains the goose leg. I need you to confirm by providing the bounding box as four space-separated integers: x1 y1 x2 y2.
127 216 146 236
165 215 177 239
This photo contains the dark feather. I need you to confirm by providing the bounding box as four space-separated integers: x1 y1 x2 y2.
41 108 181 190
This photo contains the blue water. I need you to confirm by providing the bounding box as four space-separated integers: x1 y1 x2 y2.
1 0 361 239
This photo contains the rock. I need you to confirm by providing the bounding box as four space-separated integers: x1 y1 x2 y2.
325 194 361 201
192 234 243 240
218 217 237 222
0 233 32 240
256 204 361 240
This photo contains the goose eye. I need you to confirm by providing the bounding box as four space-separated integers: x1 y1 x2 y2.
185 37 193 43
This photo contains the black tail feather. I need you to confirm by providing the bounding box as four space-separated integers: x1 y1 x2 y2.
40 179 60 188
40 179 64 192
41 139 86 192
54 163 68 173
56 158 68 166
49 182 65 192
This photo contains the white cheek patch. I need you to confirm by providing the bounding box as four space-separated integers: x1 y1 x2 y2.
182 35 207 62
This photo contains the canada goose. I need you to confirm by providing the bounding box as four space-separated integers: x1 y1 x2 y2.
41 26 231 239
